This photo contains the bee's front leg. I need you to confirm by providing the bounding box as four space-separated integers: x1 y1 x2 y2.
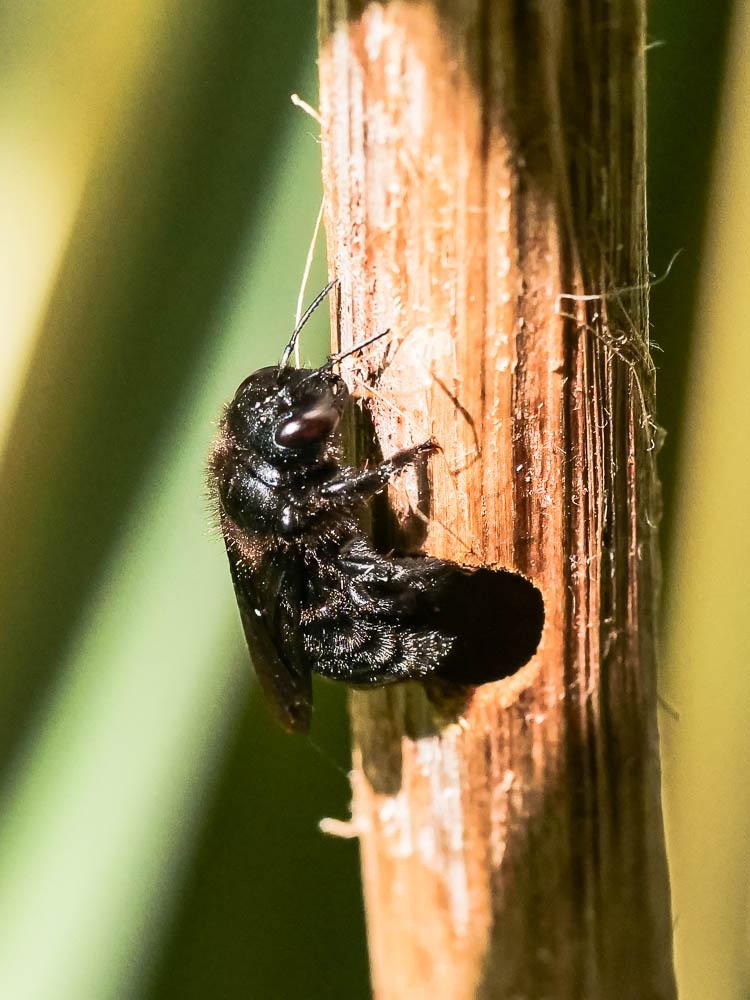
321 440 439 503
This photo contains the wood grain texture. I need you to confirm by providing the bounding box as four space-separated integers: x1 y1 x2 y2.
317 1 676 997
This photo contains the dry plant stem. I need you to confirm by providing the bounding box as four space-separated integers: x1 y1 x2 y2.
318 2 676 998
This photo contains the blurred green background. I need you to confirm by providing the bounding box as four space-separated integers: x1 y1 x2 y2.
0 2 746 998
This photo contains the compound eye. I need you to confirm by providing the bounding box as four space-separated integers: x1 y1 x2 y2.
274 405 340 448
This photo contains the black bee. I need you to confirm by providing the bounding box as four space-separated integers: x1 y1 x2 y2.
209 282 544 732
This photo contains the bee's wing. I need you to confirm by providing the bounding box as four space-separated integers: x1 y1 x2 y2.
226 542 312 733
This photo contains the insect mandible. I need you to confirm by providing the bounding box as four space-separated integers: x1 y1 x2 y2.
208 281 544 732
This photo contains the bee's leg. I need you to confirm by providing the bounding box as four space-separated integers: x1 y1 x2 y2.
307 618 449 686
321 440 439 502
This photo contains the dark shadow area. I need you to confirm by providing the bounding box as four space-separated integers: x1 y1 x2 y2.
0 3 313 765
432 568 544 685
648 0 734 564
145 676 370 1000
344 371 431 554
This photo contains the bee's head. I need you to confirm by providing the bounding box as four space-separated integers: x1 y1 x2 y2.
226 365 348 464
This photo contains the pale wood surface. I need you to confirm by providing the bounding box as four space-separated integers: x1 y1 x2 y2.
318 2 676 997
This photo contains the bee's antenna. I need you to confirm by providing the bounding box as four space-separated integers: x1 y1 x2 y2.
295 327 394 390
323 328 392 369
279 279 338 369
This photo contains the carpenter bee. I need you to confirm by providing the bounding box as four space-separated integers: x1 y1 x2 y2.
209 282 544 732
